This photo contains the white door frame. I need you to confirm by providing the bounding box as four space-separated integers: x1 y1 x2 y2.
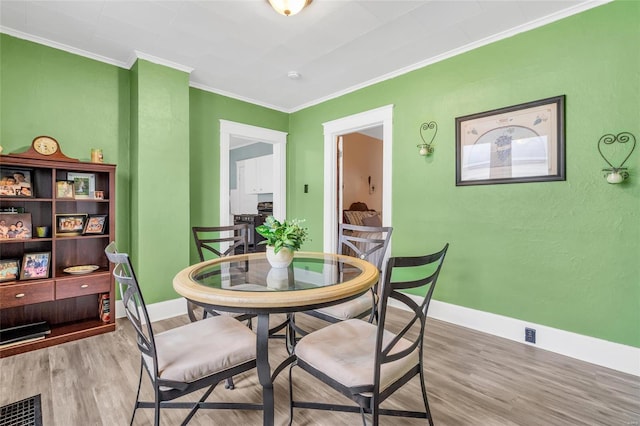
220 120 287 227
323 105 394 253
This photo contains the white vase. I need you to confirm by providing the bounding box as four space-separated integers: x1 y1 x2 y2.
266 267 290 289
265 246 294 268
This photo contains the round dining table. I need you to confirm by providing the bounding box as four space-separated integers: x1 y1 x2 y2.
173 251 378 426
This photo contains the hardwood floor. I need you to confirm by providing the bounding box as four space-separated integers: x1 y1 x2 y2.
1 308 638 425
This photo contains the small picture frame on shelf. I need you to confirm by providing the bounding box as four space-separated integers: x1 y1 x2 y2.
0 168 33 198
20 252 51 280
84 214 107 235
67 172 95 199
55 213 88 237
0 212 32 240
94 190 104 200
56 180 75 199
0 258 21 283
0 207 25 213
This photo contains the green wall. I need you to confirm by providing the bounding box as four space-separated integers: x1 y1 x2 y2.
130 60 190 303
1 1 637 348
188 88 288 262
0 34 131 255
287 1 639 347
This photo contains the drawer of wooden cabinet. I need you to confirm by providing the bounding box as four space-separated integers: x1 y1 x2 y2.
0 280 55 308
56 274 110 300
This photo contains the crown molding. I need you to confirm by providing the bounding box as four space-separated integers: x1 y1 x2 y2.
190 82 290 114
0 26 129 68
288 0 613 113
1 0 612 113
126 50 193 73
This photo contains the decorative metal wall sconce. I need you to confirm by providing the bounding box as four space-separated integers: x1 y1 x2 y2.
598 131 636 184
417 121 438 156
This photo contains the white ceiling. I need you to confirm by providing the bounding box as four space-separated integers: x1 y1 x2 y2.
0 0 605 113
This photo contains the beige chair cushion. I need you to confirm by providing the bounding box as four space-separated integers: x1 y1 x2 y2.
295 319 418 394
145 315 256 384
313 292 374 320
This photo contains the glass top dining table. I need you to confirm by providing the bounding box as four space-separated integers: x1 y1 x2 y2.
173 251 379 314
172 251 379 426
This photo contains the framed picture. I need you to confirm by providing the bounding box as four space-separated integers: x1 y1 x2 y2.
0 207 25 213
20 252 51 280
67 172 95 198
56 180 75 199
456 95 565 186
55 213 88 237
94 190 104 200
0 168 33 197
0 259 20 283
0 212 32 240
84 214 107 235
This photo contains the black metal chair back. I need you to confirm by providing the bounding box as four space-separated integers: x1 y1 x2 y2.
189 224 253 323
370 243 449 422
296 224 394 330
192 224 249 260
104 243 159 378
338 223 392 271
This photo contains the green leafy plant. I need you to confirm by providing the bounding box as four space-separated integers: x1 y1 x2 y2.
256 216 308 254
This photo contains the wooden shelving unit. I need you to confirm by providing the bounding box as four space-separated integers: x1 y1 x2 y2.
0 155 116 357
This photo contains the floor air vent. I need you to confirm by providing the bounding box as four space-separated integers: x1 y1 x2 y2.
0 395 42 426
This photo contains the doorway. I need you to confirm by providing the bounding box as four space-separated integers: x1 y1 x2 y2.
219 120 287 228
340 128 383 214
322 105 393 253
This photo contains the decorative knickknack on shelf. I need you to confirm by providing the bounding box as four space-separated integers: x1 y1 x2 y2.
256 216 308 268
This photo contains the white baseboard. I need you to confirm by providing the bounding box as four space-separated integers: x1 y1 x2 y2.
392 298 639 377
118 296 639 376
115 298 187 324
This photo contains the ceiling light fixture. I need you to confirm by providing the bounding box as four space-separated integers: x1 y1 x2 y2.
267 0 313 17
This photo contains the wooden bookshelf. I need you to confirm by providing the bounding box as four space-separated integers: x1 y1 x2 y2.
0 155 116 357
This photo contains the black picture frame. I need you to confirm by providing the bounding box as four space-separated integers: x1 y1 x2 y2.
84 214 107 235
55 213 88 237
20 252 51 280
0 258 21 283
456 95 565 186
0 167 34 197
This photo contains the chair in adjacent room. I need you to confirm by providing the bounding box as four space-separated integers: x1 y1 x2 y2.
105 242 262 426
304 223 393 325
288 243 449 426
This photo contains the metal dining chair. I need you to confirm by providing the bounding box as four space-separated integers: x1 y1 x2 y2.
288 243 449 426
303 223 393 324
188 225 254 323
191 225 290 358
288 224 392 351
105 242 262 426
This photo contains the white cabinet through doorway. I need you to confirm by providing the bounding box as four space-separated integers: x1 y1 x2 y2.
240 155 274 194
